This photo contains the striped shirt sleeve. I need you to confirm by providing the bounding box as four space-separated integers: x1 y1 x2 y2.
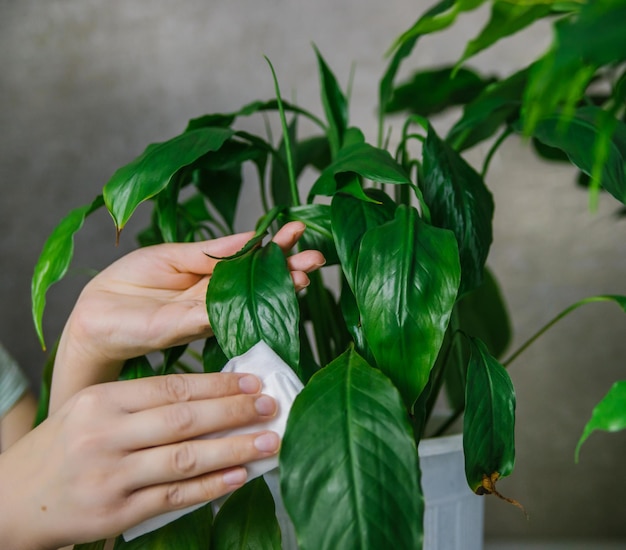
0 343 29 418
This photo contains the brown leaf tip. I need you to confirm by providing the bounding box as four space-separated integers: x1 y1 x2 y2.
477 472 529 519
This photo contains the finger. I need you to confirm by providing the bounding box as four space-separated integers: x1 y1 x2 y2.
291 271 311 292
122 431 280 490
287 250 326 273
121 465 249 529
100 373 262 414
272 221 306 254
119 392 277 449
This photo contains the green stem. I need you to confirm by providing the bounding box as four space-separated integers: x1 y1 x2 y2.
265 56 300 207
481 126 514 179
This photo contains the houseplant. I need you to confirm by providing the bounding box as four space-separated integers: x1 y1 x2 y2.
30 0 626 548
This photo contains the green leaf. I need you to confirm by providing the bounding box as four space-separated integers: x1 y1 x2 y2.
447 67 529 151
523 0 626 133
456 1 555 69
33 341 58 427
113 502 212 549
118 355 155 381
280 204 339 265
212 477 281 550
463 337 516 494
104 127 234 235
281 347 423 550
314 44 348 156
331 189 396 291
74 541 107 550
202 337 229 373
529 106 626 204
206 242 300 371
31 195 104 349
271 117 299 207
355 205 461 407
576 380 626 462
422 124 494 296
308 142 411 199
386 66 495 116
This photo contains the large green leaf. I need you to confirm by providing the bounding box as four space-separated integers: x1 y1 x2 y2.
447 67 529 151
308 142 410 199
575 380 626 462
463 337 516 494
314 44 348 156
331 188 396 292
212 477 281 550
355 205 461 407
281 347 423 550
523 0 626 133
529 106 626 204
31 195 104 349
422 125 494 296
104 127 234 235
386 66 495 116
206 242 300 371
113 503 212 549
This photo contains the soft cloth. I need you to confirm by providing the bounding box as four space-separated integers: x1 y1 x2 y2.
123 341 303 541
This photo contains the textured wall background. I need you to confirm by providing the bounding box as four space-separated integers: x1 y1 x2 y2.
1 0 625 542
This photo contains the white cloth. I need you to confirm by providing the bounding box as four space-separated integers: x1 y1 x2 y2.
123 341 303 541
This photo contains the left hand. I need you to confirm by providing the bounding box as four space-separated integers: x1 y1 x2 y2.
50 221 325 412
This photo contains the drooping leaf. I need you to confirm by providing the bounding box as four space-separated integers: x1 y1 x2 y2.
463 337 516 494
331 188 396 291
355 205 461 407
206 242 300 371
447 67 529 151
212 477 281 550
113 503 212 549
104 127 234 235
31 195 104 349
386 66 495 116
281 347 423 550
280 204 338 264
314 44 348 156
308 142 411 200
528 106 626 204
522 0 626 134
576 380 626 462
456 1 558 69
422 124 494 296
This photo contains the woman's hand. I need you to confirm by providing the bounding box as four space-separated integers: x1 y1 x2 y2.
0 372 278 550
51 221 324 411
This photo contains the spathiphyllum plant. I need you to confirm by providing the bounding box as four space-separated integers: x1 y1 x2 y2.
32 0 626 548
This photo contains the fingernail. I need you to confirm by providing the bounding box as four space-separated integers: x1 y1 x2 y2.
254 431 280 453
255 395 276 416
223 468 247 486
239 374 260 394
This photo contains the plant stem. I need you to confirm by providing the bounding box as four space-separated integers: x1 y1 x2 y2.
264 56 300 206
481 126 513 179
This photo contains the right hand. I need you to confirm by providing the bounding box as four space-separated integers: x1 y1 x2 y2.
0 372 278 550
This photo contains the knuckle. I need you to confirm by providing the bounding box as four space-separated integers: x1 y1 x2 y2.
165 403 195 433
163 374 192 403
165 482 186 508
171 442 197 476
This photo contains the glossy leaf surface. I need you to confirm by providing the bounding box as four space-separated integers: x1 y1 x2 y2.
422 124 494 296
113 503 212 549
206 242 299 370
281 204 338 265
281 347 423 550
212 477 281 550
331 189 396 291
576 380 626 462
104 128 234 233
463 337 516 493
355 205 461 407
308 142 410 199
31 195 104 348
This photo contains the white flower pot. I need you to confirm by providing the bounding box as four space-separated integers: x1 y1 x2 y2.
265 432 484 549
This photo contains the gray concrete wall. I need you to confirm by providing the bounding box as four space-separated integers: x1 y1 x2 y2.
1 0 625 542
